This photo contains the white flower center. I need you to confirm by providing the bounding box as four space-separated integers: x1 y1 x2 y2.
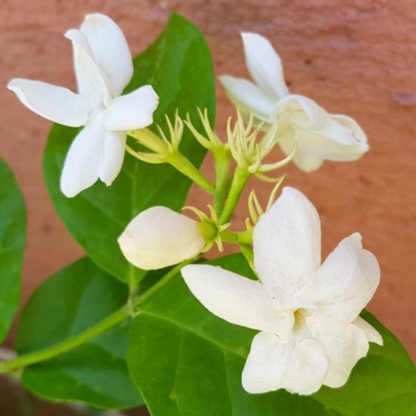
292 307 315 338
293 308 307 330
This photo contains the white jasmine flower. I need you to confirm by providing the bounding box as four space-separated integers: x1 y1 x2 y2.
8 14 159 197
118 206 205 270
220 34 369 172
182 187 382 395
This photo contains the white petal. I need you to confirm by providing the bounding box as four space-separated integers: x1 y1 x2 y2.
219 76 276 123
99 131 126 186
118 208 205 270
60 113 105 198
276 95 369 171
309 318 369 388
278 133 324 172
242 332 328 395
81 14 133 96
299 233 380 322
243 333 290 394
104 85 159 131
182 265 294 337
253 187 321 309
331 114 368 146
354 316 383 346
241 33 289 100
8 79 90 127
292 149 324 172
296 117 369 161
276 95 330 130
65 29 110 105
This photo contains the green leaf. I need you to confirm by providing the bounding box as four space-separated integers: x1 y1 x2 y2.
314 310 416 416
43 13 215 284
0 159 26 343
128 254 416 416
17 257 143 410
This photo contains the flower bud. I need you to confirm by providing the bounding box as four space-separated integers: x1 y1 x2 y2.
118 206 205 270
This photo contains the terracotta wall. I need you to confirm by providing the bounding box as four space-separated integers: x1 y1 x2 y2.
1 0 415 360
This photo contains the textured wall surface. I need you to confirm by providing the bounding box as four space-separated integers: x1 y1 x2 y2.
1 0 415 374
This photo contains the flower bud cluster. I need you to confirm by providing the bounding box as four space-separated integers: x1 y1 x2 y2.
185 108 225 152
184 205 230 252
227 111 296 182
127 112 184 164
246 176 285 231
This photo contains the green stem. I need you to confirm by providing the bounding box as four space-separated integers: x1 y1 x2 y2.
220 229 253 245
239 243 259 278
0 307 130 373
239 243 254 267
127 281 139 315
213 149 231 213
0 260 192 374
219 167 250 224
134 259 194 305
168 151 215 194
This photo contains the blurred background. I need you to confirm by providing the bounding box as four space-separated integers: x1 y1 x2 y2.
1 0 415 414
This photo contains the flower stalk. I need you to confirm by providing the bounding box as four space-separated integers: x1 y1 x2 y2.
0 260 193 374
220 229 253 245
0 307 130 374
128 118 215 194
213 147 232 213
239 243 255 271
167 151 215 193
219 166 251 224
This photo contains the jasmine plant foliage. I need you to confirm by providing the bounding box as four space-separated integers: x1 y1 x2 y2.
1 10 415 416
17 257 143 409
0 160 26 343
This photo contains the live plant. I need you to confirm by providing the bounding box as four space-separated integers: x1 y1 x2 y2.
0 12 415 416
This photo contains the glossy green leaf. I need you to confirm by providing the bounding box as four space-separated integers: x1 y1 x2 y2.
314 310 416 416
43 13 215 284
17 257 143 409
0 159 26 343
128 254 416 416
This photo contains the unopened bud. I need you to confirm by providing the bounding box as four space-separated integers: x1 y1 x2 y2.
118 206 205 270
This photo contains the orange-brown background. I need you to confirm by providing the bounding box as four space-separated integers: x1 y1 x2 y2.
1 0 415 369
